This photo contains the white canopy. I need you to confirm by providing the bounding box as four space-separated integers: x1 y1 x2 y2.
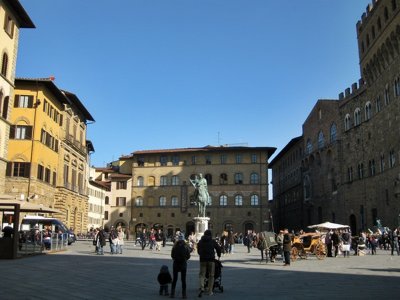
308 221 350 230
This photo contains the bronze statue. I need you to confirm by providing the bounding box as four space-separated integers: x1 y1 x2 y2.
190 173 210 217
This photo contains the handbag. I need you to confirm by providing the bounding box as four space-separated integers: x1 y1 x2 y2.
342 244 350 251
93 240 97 246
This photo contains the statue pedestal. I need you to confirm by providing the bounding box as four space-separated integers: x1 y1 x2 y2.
193 217 210 242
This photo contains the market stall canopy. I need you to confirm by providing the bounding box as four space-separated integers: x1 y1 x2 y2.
0 198 61 214
308 221 350 230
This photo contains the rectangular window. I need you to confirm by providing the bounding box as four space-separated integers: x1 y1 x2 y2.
104 211 109 221
4 14 14 38
78 173 84 193
220 155 227 164
236 154 242 164
251 154 258 163
45 168 51 183
10 125 32 140
191 156 196 165
37 164 44 180
160 156 168 166
72 169 77 191
205 155 212 165
52 171 57 186
116 197 126 206
6 162 30 178
63 164 69 186
172 155 179 166
116 181 127 190
14 95 33 108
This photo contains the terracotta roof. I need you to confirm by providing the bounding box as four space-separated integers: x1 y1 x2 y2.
3 0 35 28
122 145 276 158
109 173 131 179
94 167 115 172
91 180 110 189
89 180 109 189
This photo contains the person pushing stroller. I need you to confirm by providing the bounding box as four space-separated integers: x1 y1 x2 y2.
197 230 221 296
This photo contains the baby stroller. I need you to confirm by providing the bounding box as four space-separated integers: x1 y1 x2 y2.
199 259 223 297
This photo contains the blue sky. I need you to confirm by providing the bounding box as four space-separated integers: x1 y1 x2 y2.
17 0 371 167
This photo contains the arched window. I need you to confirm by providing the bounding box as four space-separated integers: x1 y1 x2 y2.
105 196 109 205
330 123 337 143
250 194 259 206
392 0 397 11
234 173 243 184
148 176 155 186
1 53 8 77
171 196 178 206
160 176 167 186
250 172 259 184
135 197 143 206
384 6 389 21
317 131 325 149
234 195 243 206
394 77 400 97
344 114 351 131
171 175 179 186
219 195 227 206
306 139 313 155
219 173 227 185
365 102 372 120
159 196 166 206
137 176 144 186
354 108 361 126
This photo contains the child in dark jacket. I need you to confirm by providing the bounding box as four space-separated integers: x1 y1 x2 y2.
157 265 172 296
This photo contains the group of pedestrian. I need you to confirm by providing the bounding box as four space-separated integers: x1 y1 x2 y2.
93 225 125 255
139 228 166 251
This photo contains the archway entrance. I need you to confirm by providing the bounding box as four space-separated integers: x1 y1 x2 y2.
186 221 195 236
244 222 254 233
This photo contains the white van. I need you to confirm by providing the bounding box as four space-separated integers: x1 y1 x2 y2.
21 216 76 245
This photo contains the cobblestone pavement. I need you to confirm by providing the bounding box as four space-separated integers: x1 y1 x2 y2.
0 241 399 300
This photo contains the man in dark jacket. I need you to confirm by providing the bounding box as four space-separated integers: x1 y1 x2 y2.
197 230 221 296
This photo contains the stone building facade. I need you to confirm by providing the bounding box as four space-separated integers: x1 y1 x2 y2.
0 0 34 195
269 137 304 231
99 146 276 238
5 78 94 233
271 0 400 232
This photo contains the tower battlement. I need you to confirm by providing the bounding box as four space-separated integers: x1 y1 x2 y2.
356 0 379 32
338 79 366 100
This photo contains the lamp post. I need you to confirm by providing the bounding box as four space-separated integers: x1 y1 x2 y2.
27 84 41 200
